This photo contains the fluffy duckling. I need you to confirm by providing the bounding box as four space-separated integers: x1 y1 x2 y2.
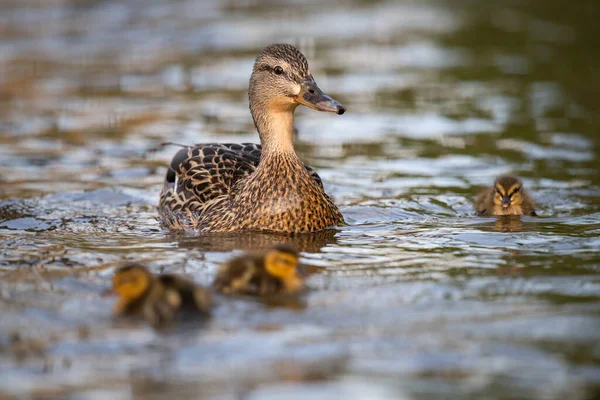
475 175 536 216
110 264 211 327
212 244 306 296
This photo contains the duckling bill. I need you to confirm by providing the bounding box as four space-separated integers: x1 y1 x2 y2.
212 244 307 297
475 175 536 216
109 264 211 327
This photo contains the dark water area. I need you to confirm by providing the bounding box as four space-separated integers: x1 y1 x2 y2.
1 0 599 399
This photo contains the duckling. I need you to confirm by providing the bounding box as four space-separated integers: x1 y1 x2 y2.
110 264 211 327
159 43 345 233
475 175 537 216
212 244 306 296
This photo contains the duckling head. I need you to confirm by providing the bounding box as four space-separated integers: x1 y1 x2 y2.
249 44 345 120
493 176 524 208
264 244 304 293
112 264 152 311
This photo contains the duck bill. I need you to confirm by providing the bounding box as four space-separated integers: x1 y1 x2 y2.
501 197 511 208
295 80 345 115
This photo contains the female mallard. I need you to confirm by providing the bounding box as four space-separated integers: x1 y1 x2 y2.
109 264 211 326
475 175 537 216
212 244 306 296
159 44 345 233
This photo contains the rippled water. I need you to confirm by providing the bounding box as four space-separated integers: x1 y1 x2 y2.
1 0 599 399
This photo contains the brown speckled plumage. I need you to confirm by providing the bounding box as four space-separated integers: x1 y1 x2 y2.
159 44 345 233
255 44 309 81
475 175 537 216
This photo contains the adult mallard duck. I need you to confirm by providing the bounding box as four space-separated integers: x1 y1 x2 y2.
475 175 537 216
159 43 345 233
109 264 211 326
212 244 307 296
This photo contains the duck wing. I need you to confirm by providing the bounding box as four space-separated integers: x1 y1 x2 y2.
159 143 324 214
217 143 324 189
159 143 259 214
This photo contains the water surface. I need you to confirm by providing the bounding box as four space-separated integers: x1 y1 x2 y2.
1 0 599 399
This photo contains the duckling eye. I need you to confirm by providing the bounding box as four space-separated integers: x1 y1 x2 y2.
495 188 502 195
273 66 284 75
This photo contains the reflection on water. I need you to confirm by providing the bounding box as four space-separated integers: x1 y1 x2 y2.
1 0 600 399
491 216 526 232
173 230 339 253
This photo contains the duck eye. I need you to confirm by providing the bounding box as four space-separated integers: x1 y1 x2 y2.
273 66 284 75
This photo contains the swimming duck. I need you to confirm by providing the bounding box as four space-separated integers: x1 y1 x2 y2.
212 244 306 296
475 175 537 216
159 43 345 233
109 264 211 326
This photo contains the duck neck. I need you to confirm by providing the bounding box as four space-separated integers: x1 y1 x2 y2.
251 101 300 165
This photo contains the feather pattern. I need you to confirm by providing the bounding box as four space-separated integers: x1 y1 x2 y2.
158 44 344 233
158 143 334 233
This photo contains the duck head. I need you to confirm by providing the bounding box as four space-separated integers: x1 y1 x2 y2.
493 175 524 209
249 44 345 119
111 264 152 312
264 244 305 293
